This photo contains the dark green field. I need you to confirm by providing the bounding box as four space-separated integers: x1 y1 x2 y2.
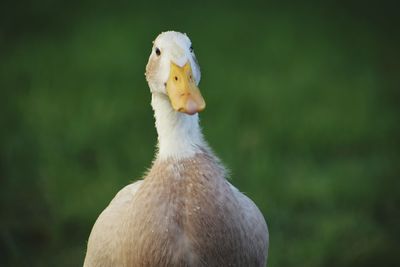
1 1 399 266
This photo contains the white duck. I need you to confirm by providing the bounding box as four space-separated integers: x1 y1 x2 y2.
84 31 268 267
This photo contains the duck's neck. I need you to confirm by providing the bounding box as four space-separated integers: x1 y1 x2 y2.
151 93 206 160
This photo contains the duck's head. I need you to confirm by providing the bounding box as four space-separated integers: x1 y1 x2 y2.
145 31 205 115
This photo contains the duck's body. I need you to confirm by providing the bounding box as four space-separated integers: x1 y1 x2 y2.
84 149 267 266
84 31 268 267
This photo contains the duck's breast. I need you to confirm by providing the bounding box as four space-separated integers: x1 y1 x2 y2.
124 155 267 266
85 153 268 267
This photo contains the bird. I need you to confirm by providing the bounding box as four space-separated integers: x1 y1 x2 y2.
84 31 268 267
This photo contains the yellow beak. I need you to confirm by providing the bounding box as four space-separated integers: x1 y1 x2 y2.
166 62 206 115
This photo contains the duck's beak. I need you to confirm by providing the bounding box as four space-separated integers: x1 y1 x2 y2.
166 62 206 115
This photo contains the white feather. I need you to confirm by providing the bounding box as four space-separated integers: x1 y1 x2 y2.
151 92 205 159
147 31 205 159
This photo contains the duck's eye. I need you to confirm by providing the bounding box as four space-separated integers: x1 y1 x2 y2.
155 48 161 56
190 46 194 53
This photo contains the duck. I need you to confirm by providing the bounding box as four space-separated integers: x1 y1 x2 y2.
84 31 269 267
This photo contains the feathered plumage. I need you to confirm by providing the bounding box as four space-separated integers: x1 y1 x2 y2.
84 31 268 267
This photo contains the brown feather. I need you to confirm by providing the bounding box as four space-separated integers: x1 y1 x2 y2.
84 149 268 267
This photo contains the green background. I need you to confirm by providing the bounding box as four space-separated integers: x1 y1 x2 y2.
1 0 399 266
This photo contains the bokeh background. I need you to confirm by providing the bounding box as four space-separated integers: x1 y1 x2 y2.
1 0 399 266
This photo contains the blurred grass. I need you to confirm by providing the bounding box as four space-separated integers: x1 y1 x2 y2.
0 0 399 266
